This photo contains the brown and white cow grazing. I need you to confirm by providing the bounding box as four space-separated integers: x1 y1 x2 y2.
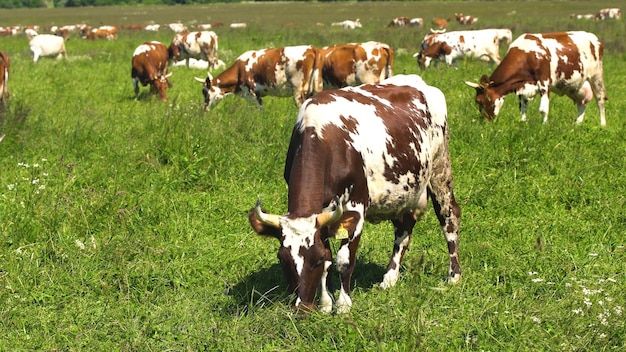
387 17 423 27
331 19 362 29
415 29 511 69
170 31 219 69
595 8 621 20
320 41 394 89
194 45 323 109
83 25 118 40
464 31 607 125
454 13 478 25
0 51 9 108
249 74 462 313
131 41 172 101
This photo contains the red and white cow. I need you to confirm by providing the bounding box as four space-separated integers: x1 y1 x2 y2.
595 8 621 20
83 25 118 40
131 41 173 101
0 51 9 108
249 74 462 313
454 13 478 25
194 45 323 109
331 19 362 29
29 34 67 62
387 17 423 27
414 29 510 69
320 41 394 89
464 31 607 126
170 31 219 69
431 18 448 30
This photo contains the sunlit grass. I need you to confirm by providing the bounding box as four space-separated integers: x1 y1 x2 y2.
0 2 625 350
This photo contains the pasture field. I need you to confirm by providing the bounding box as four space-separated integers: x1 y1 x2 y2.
0 1 625 350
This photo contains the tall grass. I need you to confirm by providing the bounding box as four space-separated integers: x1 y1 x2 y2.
0 2 625 350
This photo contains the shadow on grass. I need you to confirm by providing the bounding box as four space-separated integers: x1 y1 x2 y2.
228 260 387 312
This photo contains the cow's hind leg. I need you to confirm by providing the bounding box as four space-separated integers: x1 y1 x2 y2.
380 211 417 289
428 148 462 282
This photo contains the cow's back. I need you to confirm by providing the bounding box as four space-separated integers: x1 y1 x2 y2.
291 75 448 217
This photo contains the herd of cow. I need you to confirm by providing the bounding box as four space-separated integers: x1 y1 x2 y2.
0 7 618 313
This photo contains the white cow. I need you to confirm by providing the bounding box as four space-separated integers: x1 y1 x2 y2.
331 19 362 29
414 29 511 69
29 34 67 62
174 58 225 70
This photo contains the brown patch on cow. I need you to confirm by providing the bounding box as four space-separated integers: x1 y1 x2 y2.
459 35 465 44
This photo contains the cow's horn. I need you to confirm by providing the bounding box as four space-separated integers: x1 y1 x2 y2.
254 199 281 228
463 81 481 89
316 196 344 227
194 76 205 83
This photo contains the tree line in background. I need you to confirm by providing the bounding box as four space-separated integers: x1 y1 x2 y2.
0 0 393 9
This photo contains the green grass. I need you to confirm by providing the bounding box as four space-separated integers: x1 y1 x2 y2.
0 1 625 350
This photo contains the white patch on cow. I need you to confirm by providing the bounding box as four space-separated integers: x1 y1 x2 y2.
336 287 352 314
319 260 333 313
133 43 159 56
280 215 317 276
380 230 410 289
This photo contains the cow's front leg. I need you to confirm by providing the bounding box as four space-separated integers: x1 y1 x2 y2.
381 212 417 289
335 234 361 314
319 237 334 313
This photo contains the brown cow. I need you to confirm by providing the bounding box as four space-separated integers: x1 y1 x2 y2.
320 41 394 89
0 51 9 108
131 41 172 101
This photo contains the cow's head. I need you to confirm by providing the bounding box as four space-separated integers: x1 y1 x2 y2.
194 73 222 110
464 75 504 121
152 73 173 101
248 198 345 311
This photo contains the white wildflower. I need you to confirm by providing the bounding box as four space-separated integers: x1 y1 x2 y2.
7 184 15 190
615 306 622 315
532 278 544 283
584 297 593 307
528 271 538 276
589 253 598 257
75 239 86 250
572 308 584 315
531 316 541 324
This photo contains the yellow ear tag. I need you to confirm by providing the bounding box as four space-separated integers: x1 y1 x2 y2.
336 224 349 240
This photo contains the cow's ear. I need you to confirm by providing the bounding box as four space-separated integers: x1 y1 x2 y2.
324 211 361 241
479 75 491 87
248 207 282 240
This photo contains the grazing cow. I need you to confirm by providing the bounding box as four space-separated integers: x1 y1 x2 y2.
168 23 187 33
387 17 423 27
131 41 172 101
29 34 67 62
230 22 247 29
454 13 478 25
431 18 448 30
194 45 324 109
596 8 621 20
0 51 9 107
194 24 213 30
320 41 394 89
170 31 219 69
570 13 595 20
145 24 161 31
331 19 362 29
415 29 509 69
464 31 607 125
85 26 118 40
249 74 462 313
